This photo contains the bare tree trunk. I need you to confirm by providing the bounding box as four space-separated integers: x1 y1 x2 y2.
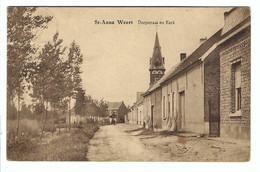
52 106 55 136
16 87 21 139
11 97 15 120
40 97 44 123
40 101 48 139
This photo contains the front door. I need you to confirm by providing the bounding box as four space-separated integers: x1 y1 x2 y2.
178 91 185 131
208 98 220 137
151 105 154 129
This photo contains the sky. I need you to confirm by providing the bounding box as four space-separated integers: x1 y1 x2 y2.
34 7 231 106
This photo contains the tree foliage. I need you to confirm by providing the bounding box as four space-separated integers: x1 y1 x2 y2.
7 7 52 100
7 7 52 137
7 7 109 139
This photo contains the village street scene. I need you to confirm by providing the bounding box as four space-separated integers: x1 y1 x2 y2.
5 7 250 162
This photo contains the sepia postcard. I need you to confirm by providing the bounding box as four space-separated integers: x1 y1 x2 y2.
2 5 253 170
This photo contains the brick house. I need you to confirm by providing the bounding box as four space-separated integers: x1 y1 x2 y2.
218 7 250 140
107 101 128 123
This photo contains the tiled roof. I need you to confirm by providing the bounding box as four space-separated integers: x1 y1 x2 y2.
144 62 180 96
222 7 250 36
108 102 122 109
133 96 144 107
85 102 104 117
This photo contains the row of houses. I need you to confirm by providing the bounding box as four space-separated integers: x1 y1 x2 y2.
128 7 250 140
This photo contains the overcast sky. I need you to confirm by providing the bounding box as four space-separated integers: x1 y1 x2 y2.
34 7 231 106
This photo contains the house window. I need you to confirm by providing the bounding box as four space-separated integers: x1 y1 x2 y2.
172 92 174 117
232 61 242 113
168 94 170 116
236 88 241 111
163 96 166 118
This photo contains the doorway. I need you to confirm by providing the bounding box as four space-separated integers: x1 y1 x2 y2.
208 97 220 137
151 105 154 129
178 91 185 131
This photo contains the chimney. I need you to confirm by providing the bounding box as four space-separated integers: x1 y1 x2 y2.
224 11 229 20
200 37 207 44
180 53 186 61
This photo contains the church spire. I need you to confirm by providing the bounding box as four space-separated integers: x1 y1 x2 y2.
149 32 165 86
150 32 165 70
154 32 160 48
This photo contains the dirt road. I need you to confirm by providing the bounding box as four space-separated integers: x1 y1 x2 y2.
87 124 250 161
87 124 155 161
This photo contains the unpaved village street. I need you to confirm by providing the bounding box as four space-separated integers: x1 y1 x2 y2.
87 124 155 161
87 124 250 161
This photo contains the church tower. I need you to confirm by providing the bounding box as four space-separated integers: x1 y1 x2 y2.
149 32 165 86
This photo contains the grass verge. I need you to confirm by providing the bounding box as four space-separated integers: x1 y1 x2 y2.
7 123 99 161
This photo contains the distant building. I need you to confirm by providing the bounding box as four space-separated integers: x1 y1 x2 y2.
107 101 128 123
218 7 250 140
68 102 105 124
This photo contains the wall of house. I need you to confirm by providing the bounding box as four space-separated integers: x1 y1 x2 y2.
219 27 250 140
161 64 205 134
127 109 135 124
143 95 151 128
137 104 144 125
127 104 144 125
204 47 220 135
151 89 162 129
143 89 162 129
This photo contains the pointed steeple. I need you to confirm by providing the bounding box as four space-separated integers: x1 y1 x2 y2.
149 32 165 86
150 32 165 70
154 32 160 48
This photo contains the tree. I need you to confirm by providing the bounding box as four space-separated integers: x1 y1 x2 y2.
97 98 109 117
30 32 66 138
7 7 52 138
65 41 83 130
74 87 87 116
